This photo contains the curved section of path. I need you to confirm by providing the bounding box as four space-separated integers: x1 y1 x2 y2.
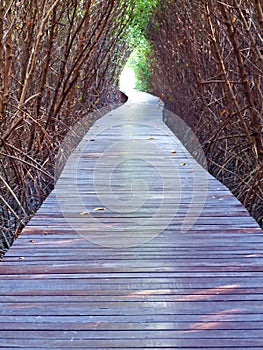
0 92 263 349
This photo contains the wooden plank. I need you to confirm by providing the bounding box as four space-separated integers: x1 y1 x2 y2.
1 338 263 348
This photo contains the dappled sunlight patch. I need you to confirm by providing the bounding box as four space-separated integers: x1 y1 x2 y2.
126 289 172 298
178 284 240 302
123 285 240 302
187 308 245 333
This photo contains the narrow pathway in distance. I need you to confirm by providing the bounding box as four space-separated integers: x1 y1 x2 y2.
0 92 263 349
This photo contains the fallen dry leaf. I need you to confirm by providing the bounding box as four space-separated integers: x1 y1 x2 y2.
171 150 177 154
94 207 106 211
80 211 90 215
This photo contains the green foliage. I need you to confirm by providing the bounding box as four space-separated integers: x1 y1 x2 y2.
123 0 158 91
127 38 152 91
128 0 158 46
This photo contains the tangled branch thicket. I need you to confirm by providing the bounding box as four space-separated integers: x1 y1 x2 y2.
0 0 133 256
148 0 263 227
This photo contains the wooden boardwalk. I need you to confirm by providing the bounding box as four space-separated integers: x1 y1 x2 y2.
1 92 263 349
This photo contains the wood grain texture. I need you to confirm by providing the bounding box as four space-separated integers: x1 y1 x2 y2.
0 91 262 349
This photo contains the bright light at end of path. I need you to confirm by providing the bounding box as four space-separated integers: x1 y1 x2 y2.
119 66 136 94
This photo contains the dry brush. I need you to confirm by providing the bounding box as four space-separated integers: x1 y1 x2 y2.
148 0 263 227
0 0 133 255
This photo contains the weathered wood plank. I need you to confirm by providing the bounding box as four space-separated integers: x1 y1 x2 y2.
1 338 263 348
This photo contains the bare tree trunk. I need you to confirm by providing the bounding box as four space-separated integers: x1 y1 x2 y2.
3 4 13 119
19 0 60 109
219 2 263 163
205 1 254 153
0 3 4 124
255 0 263 27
